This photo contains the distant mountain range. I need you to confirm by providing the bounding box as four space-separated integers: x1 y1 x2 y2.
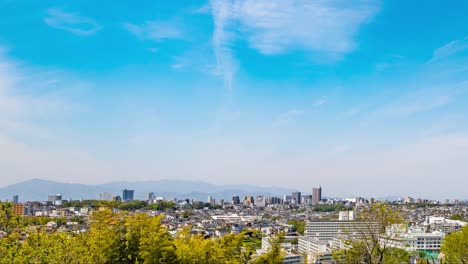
0 178 296 202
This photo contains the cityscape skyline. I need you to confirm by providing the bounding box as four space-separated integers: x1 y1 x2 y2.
0 178 466 202
6 184 466 207
1 1 468 199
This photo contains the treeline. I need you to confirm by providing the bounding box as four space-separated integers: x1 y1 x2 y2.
0 203 283 264
61 200 225 212
287 219 305 235
61 200 177 212
312 203 346 212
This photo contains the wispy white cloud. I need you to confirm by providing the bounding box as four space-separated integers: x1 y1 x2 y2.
193 3 212 14
383 95 451 116
170 56 187 69
123 21 184 42
0 48 111 186
0 49 81 139
313 96 329 107
209 0 379 89
429 36 468 63
44 8 101 36
210 0 238 90
233 0 379 56
378 83 468 116
170 48 214 71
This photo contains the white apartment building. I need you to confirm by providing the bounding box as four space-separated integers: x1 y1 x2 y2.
424 216 467 234
299 220 379 263
304 220 379 241
211 214 240 222
261 236 295 252
338 210 357 221
283 254 303 264
386 231 444 252
298 237 333 264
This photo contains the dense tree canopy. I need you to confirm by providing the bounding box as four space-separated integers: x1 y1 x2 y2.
441 225 468 263
61 200 177 212
288 219 305 235
0 202 281 264
312 203 346 212
2 201 466 263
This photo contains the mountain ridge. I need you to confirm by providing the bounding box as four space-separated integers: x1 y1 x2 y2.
0 178 296 202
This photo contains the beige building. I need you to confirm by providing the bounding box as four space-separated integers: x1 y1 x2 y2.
12 204 26 216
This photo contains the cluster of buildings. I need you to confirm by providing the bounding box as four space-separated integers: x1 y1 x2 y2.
3 187 468 264
296 212 467 263
217 187 323 207
98 189 135 202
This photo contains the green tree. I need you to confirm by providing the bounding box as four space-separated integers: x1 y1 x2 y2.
441 225 468 263
82 209 126 263
217 232 248 264
251 233 284 264
449 214 464 221
138 215 178 264
0 202 20 233
118 201 147 211
312 203 345 212
174 227 220 264
288 219 305 235
146 201 177 211
332 203 410 264
15 231 81 264
0 232 22 264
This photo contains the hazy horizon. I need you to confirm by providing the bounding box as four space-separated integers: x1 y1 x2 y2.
1 177 465 201
1 1 468 200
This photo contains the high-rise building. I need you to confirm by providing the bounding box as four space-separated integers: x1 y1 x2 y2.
303 195 313 205
232 196 240 205
12 195 19 204
48 194 62 206
99 192 113 201
267 197 282 204
122 189 134 202
146 192 155 201
292 192 302 205
208 196 215 205
312 186 322 204
255 195 266 207
244 196 254 205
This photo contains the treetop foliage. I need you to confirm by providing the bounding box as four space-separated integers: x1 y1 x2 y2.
0 202 280 264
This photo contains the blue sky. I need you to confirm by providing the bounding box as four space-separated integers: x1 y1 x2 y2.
1 0 468 199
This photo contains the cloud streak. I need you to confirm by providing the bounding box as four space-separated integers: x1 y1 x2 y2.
44 8 101 36
313 96 329 107
210 0 238 91
429 36 468 63
123 21 184 42
209 0 379 90
378 83 468 116
234 0 379 56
